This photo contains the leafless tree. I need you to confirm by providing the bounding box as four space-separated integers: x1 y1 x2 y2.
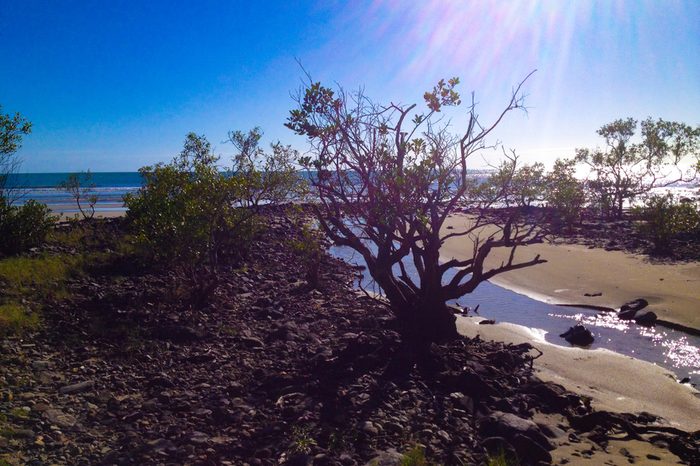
287 73 547 344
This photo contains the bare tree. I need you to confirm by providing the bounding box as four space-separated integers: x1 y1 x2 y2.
59 170 98 220
287 73 546 344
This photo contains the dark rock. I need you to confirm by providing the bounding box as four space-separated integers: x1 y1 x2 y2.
584 292 602 297
620 298 648 313
634 311 657 326
479 411 554 453
241 336 266 349
560 324 594 346
618 308 639 320
482 437 518 463
479 319 496 325
365 449 403 465
512 433 553 464
59 380 94 394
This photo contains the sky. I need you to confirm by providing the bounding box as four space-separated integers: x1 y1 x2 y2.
1 0 698 173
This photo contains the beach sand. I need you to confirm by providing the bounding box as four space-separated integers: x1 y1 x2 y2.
457 317 700 431
50 203 126 220
458 317 700 463
441 213 700 332
442 212 700 459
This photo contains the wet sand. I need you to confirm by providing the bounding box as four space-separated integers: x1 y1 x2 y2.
441 214 700 333
457 317 700 432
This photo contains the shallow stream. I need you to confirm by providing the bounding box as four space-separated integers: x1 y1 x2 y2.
329 245 700 381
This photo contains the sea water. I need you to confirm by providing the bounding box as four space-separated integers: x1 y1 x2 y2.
4 172 142 212
330 244 700 380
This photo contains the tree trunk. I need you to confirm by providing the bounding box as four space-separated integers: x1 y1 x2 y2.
400 300 459 346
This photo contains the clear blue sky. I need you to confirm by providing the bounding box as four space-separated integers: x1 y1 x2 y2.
2 0 698 172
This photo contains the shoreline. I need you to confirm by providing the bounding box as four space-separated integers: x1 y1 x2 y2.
457 316 700 432
441 213 700 334
490 275 700 337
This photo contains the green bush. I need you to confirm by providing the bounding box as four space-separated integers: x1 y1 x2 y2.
0 199 56 256
124 133 257 269
634 193 700 254
545 158 586 231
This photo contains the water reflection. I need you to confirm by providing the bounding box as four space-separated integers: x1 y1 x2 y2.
330 244 700 380
548 311 700 375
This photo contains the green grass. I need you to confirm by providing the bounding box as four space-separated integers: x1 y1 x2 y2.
486 448 519 466
0 254 81 294
0 303 39 335
401 446 432 466
0 253 84 335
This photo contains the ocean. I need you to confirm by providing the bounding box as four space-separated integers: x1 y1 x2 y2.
4 172 143 213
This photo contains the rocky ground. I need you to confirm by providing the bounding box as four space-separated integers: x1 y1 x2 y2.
1 209 699 465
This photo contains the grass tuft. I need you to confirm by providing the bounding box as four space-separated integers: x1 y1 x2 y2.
401 446 431 466
0 303 39 335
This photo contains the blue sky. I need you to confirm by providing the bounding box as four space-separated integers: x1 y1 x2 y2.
2 0 698 172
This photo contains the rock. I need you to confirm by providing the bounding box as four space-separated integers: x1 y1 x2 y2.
32 360 51 370
479 319 496 325
189 431 209 445
620 298 648 313
241 336 265 349
536 422 568 440
148 438 177 453
560 324 594 346
479 411 554 453
44 408 77 428
482 437 517 461
59 380 94 394
618 308 639 320
362 421 379 436
584 292 602 297
634 311 657 326
511 433 552 464
365 449 403 465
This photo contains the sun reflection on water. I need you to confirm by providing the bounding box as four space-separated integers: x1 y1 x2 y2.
548 311 700 376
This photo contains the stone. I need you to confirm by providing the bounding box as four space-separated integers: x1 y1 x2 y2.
479 411 554 453
44 408 77 428
560 324 594 346
241 336 265 349
362 421 379 436
365 449 403 465
32 360 51 370
634 311 657 326
620 298 648 313
59 380 94 394
618 308 639 320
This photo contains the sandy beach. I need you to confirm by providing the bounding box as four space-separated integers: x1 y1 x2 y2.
457 317 700 430
442 214 700 333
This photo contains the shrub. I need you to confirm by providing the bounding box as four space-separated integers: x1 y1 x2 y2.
0 199 56 256
124 133 258 270
289 215 323 289
545 158 586 231
634 193 700 254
